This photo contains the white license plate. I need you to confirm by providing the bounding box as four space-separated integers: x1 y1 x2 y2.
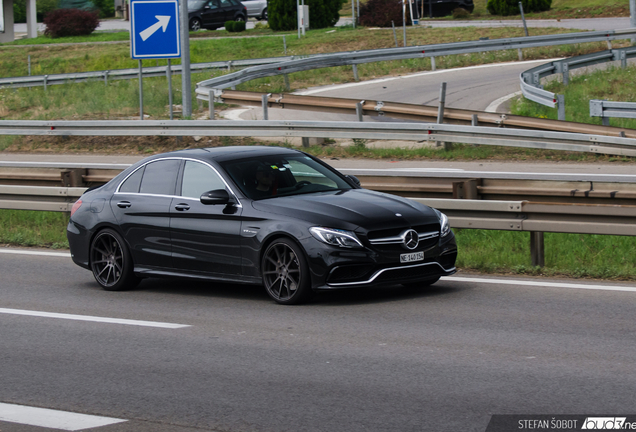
400 251 424 263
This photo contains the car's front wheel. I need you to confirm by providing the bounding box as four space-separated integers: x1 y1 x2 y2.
189 18 202 31
262 8 267 20
90 229 139 291
261 238 313 305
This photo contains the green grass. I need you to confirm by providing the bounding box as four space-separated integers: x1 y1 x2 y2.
456 229 636 280
511 64 636 130
0 210 69 248
2 209 635 280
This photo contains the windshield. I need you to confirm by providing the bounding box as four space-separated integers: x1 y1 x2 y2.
221 154 353 200
188 0 207 9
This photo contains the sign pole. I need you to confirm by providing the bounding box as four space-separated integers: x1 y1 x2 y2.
167 59 173 120
180 0 192 118
139 60 144 120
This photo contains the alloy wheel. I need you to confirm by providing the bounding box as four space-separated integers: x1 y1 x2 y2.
262 240 309 304
91 232 124 288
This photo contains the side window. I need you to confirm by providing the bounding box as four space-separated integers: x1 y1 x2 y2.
119 166 144 193
139 160 180 195
209 0 219 8
219 0 232 7
181 161 226 199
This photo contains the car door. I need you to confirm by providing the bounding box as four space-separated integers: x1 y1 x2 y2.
110 159 180 270
169 160 243 276
201 0 221 27
218 0 236 23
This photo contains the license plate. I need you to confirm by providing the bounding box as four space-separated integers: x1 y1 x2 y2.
400 251 424 263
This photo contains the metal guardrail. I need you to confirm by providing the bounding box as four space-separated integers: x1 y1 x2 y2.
590 100 636 126
0 56 292 89
519 46 636 119
1 119 635 156
2 183 636 237
196 29 636 97
219 90 636 138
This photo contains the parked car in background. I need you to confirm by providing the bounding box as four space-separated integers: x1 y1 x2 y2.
242 0 267 20
67 146 457 305
188 0 247 31
414 0 474 17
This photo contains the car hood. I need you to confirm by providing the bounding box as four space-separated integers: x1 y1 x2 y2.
251 189 439 232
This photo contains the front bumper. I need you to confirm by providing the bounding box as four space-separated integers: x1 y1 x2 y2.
306 232 458 290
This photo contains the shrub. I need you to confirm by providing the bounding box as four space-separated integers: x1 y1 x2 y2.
487 0 551 16
452 7 471 19
43 8 99 37
269 0 344 31
224 21 245 32
359 0 410 28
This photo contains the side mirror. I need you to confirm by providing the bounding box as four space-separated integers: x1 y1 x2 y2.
346 175 361 187
200 189 233 205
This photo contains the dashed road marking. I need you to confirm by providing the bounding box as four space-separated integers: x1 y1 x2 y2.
0 402 127 431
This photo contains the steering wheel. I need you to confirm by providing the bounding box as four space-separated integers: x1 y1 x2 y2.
295 181 312 189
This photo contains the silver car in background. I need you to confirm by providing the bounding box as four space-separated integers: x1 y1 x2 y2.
242 0 267 20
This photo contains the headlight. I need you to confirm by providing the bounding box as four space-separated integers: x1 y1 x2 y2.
438 212 451 237
309 227 363 248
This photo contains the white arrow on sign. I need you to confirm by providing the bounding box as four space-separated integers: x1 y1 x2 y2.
139 15 171 41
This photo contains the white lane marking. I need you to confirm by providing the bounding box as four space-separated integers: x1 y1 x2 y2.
0 308 191 329
443 276 636 293
485 90 523 113
0 402 126 431
223 108 252 120
295 58 564 96
0 248 70 257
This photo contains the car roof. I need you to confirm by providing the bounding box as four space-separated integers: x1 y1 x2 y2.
160 146 305 163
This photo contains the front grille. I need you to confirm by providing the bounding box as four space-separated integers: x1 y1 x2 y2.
367 223 439 241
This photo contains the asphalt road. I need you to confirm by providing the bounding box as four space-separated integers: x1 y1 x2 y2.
2 251 636 431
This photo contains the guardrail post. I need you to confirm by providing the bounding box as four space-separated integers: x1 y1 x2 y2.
352 64 359 82
436 82 447 149
43 75 48 91
262 93 270 120
518 49 523 61
603 117 610 126
621 50 627 68
431 56 436 71
104 70 109 86
356 101 364 122
531 231 545 267
28 55 31 76
472 115 479 126
557 94 565 121
61 169 86 187
561 63 569 86
452 179 480 199
209 89 215 120
302 137 309 147
519 2 529 37
607 40 612 50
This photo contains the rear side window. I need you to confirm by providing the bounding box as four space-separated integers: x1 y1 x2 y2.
139 160 180 196
119 166 145 193
181 161 226 199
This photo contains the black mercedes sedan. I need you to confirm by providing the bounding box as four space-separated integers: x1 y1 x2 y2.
67 147 457 304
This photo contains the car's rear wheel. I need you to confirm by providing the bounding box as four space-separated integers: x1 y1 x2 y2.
261 238 312 305
262 8 267 20
90 229 139 291
235 14 245 22
189 18 202 31
401 276 440 289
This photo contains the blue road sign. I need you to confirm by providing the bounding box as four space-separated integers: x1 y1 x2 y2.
130 0 181 59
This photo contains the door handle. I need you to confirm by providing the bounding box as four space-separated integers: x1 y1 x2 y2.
175 203 191 211
117 201 131 208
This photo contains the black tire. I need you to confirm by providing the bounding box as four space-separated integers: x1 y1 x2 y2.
401 276 440 290
262 8 267 20
90 228 139 291
261 238 313 305
235 14 245 22
189 18 202 31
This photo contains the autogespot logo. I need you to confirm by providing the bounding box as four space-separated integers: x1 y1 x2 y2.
582 418 629 429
